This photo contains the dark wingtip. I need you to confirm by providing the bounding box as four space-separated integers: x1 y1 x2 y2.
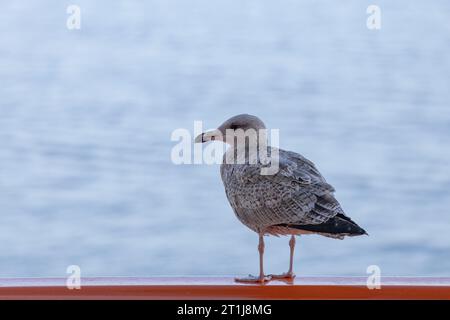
357 226 369 236
274 212 368 238
354 227 368 237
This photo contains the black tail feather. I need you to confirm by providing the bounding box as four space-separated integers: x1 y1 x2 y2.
276 214 367 237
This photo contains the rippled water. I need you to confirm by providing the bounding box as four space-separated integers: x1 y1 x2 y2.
0 1 449 277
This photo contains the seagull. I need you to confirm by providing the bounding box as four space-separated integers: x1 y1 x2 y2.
195 114 367 283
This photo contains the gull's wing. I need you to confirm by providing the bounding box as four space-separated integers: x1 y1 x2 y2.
221 148 366 237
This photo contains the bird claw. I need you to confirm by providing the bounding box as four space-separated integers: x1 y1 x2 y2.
269 272 296 280
234 274 272 284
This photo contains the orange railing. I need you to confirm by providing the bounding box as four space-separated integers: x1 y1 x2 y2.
0 277 449 300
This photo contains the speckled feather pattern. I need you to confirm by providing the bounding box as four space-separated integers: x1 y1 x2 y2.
220 147 350 238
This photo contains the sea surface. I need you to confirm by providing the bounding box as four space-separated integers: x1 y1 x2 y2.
0 1 449 277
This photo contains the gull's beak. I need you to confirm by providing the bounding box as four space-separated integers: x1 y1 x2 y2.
194 129 223 143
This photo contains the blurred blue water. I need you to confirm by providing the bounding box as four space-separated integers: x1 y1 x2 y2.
0 1 449 277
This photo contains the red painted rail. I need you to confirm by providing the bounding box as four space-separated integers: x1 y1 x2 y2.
0 277 449 300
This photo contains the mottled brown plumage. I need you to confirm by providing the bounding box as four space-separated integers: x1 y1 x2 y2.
220 147 367 239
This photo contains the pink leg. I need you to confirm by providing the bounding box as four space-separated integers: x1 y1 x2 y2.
270 235 296 280
235 234 272 283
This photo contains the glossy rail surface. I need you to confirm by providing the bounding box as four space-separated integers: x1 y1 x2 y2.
0 277 449 300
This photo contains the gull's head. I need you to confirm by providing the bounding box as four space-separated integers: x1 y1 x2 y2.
195 114 266 144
